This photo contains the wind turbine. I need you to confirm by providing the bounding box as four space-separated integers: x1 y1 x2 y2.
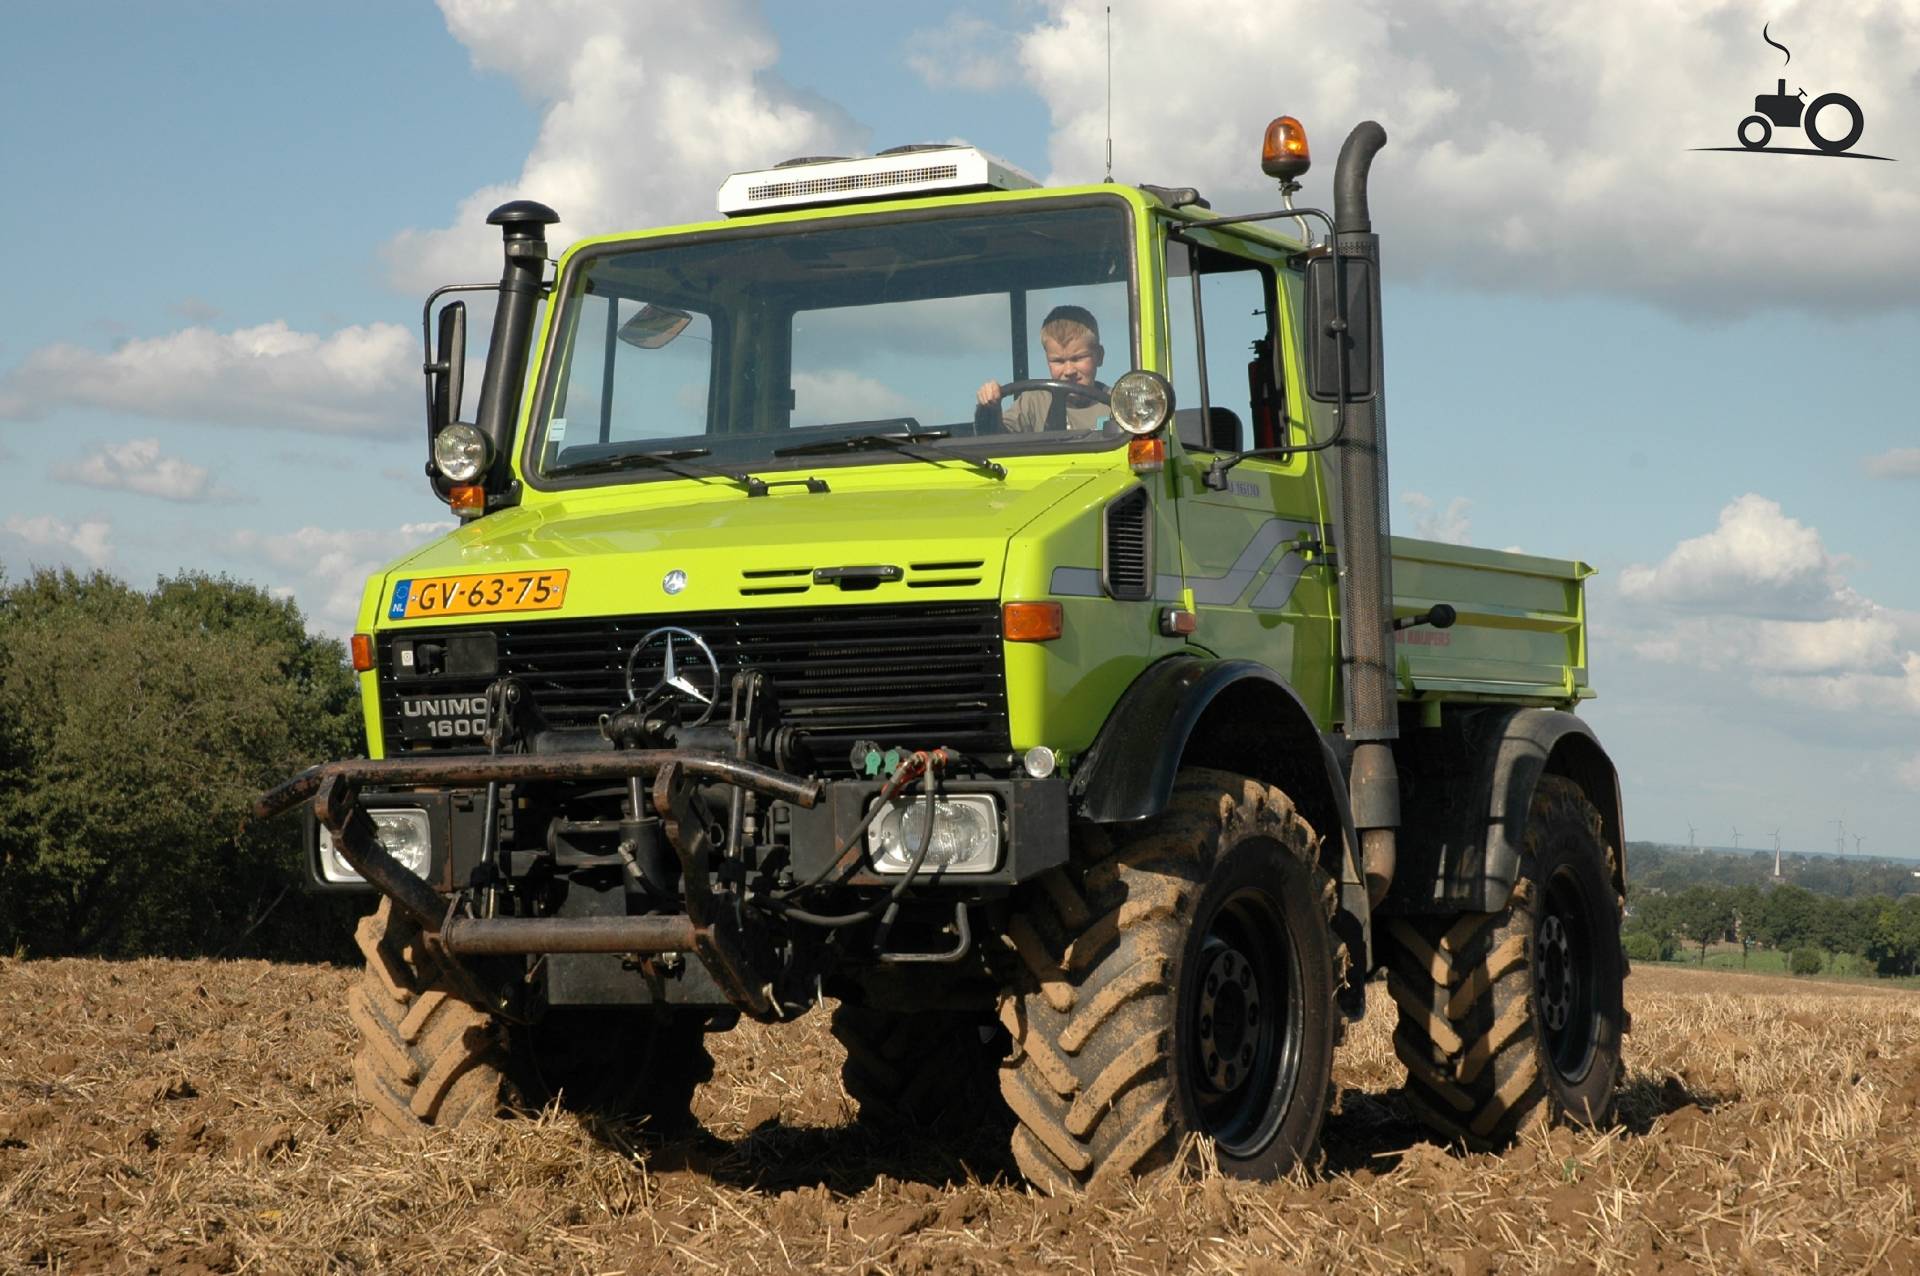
1853 833 1867 857
1831 817 1846 857
1772 827 1783 879
1688 822 1698 852
1732 825 1742 850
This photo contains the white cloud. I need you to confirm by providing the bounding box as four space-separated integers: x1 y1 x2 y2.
1898 754 1920 792
0 321 416 436
51 438 246 504
1400 491 1472 545
1009 1 1920 315
228 521 454 635
2 514 113 567
1617 494 1841 619
384 0 865 295
907 14 1016 92
1613 495 1920 715
1866 447 1920 479
791 370 915 423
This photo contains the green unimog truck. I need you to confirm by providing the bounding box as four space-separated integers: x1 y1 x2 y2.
258 117 1626 1191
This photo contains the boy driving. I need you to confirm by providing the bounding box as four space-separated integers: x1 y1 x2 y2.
976 304 1109 432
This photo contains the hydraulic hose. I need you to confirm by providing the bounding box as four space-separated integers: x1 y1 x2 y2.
766 747 955 902
761 766 941 929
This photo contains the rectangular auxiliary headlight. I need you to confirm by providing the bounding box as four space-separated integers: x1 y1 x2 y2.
866 793 1001 875
318 809 434 885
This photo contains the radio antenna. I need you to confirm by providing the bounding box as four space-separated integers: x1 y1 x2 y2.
1104 6 1114 182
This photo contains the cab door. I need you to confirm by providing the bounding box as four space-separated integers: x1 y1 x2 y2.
1163 229 1338 726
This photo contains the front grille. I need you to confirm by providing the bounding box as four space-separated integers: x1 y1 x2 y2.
377 602 1008 770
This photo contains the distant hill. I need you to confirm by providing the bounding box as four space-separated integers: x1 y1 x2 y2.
1627 843 1920 900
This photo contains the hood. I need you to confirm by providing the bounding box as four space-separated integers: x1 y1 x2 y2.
376 467 1099 624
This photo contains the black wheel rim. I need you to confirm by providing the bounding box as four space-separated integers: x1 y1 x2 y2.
1535 867 1598 1082
1183 883 1304 1159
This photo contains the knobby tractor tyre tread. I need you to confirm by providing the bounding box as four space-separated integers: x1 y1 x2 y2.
350 899 516 1137
998 768 1338 1192
1385 775 1625 1149
830 1004 1008 1131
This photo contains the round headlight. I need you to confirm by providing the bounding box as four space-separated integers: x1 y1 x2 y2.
432 422 490 483
1109 370 1174 436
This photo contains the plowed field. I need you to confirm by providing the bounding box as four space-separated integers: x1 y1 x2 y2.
2 957 1916 1273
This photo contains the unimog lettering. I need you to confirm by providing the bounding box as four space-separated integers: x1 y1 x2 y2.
258 118 1626 1191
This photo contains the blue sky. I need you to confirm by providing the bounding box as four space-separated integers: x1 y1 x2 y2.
2 0 1916 857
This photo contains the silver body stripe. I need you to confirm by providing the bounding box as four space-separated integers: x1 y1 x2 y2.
1049 516 1320 612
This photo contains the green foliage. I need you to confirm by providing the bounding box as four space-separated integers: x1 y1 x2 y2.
1622 930 1671 964
1789 947 1825 976
0 568 364 960
1671 885 1737 964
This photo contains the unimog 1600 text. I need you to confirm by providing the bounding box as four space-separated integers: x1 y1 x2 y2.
258 117 1627 1189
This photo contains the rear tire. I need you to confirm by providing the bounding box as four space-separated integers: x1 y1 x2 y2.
510 1006 713 1134
831 1003 1008 1129
1384 774 1625 1148
350 899 516 1136
997 769 1339 1191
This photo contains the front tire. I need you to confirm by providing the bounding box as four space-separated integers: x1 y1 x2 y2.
998 769 1339 1191
350 899 516 1136
1384 775 1625 1148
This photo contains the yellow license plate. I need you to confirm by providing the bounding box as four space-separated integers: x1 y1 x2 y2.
388 570 570 620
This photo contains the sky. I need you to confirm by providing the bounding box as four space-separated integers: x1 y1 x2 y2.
2 0 1916 857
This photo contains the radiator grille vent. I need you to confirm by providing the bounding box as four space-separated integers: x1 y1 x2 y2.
1102 487 1152 601
378 602 1008 772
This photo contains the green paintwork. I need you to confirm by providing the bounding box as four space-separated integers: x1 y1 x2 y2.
357 183 1594 765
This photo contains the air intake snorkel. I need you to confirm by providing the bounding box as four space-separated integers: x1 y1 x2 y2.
1325 123 1400 906
471 200 559 499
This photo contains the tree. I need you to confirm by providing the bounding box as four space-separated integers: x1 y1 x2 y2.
0 568 363 959
1672 886 1737 965
1866 896 1920 978
1789 947 1824 977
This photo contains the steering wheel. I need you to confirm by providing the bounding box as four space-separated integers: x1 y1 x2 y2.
973 378 1113 434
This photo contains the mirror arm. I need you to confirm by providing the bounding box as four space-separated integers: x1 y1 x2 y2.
1201 410 1350 490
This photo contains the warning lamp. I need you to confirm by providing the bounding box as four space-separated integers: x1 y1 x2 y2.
449 484 486 517
1127 436 1167 474
350 634 375 672
1003 601 1064 642
1261 116 1311 183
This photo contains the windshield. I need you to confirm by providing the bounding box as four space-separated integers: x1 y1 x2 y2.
529 201 1135 485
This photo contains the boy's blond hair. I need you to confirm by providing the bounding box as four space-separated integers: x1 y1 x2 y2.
1039 304 1100 347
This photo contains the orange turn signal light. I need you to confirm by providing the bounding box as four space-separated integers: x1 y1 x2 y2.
1003 601 1064 642
350 633 374 672
1261 115 1310 182
1128 437 1167 473
450 484 486 516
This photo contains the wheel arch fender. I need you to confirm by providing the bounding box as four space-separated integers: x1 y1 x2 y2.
1395 707 1625 914
1069 656 1368 967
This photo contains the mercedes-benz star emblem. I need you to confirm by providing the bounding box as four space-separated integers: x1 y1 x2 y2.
662 569 687 595
624 626 722 725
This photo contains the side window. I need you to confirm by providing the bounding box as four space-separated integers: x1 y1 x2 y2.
1166 244 1283 453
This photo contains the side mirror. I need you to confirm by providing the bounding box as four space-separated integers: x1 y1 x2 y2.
427 301 468 441
1302 254 1377 403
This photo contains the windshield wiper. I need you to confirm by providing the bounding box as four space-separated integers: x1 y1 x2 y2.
546 447 770 496
772 430 1005 479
